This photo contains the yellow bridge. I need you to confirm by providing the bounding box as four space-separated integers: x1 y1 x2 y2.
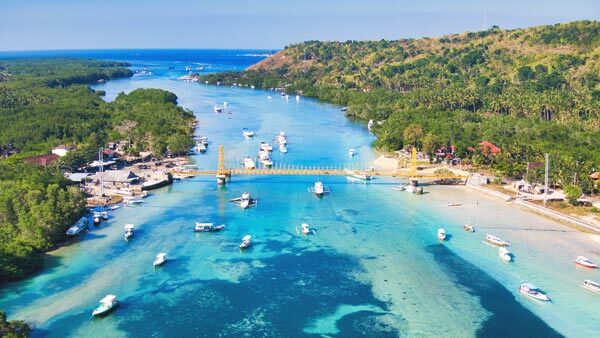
172 145 467 183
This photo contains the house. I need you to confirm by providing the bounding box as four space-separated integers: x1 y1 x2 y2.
68 173 91 183
479 141 501 156
434 145 456 163
52 144 74 157
93 170 140 187
22 154 60 166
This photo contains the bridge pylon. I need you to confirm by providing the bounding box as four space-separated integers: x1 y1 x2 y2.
216 145 230 185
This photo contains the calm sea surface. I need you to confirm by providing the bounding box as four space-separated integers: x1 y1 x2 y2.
0 50 598 337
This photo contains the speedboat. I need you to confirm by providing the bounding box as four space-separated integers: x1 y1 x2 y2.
239 235 252 249
348 149 355 157
499 247 512 262
486 234 511 246
297 223 315 235
438 228 446 241
194 222 225 232
275 131 287 145
93 212 102 225
213 105 222 113
92 294 118 316
582 280 600 293
345 169 372 181
153 253 167 266
259 142 273 152
124 224 134 240
519 282 550 302
575 256 598 269
242 128 255 137
463 224 475 232
101 211 109 220
66 217 88 236
196 142 207 153
279 144 288 153
243 156 256 169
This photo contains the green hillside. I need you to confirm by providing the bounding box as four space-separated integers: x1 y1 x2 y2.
202 21 600 192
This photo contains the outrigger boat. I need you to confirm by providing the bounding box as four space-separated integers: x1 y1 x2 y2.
242 128 255 137
229 192 257 209
463 224 475 232
486 234 511 246
519 282 550 302
239 235 252 249
499 247 512 262
124 224 134 240
296 223 316 235
92 294 118 316
575 256 598 269
308 181 330 197
153 253 167 266
438 228 446 241
194 222 225 232
582 280 600 293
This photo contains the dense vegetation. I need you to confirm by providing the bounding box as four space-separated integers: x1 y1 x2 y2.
202 21 600 193
0 311 30 338
0 59 195 284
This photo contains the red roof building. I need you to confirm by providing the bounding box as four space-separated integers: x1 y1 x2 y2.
22 154 60 166
479 141 501 155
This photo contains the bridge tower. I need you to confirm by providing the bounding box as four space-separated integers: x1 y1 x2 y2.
409 147 419 187
216 145 230 185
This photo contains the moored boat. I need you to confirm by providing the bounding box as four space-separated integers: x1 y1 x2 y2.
213 105 222 113
463 224 475 232
194 222 225 232
124 224 134 240
196 142 207 153
345 169 372 181
239 235 252 249
519 282 550 302
486 234 511 246
348 148 355 157
242 128 255 137
153 253 167 266
66 217 88 236
275 131 287 145
243 156 256 169
259 142 273 152
92 294 118 316
575 256 598 269
499 247 512 262
279 143 288 153
101 211 109 220
438 228 446 241
582 280 600 293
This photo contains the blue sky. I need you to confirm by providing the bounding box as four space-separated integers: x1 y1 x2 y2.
0 0 598 51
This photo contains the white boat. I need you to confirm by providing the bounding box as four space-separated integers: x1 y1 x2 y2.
405 185 416 193
295 95 300 102
243 156 256 169
107 205 120 211
367 119 374 131
153 253 167 266
124 224 134 240
438 228 446 241
239 235 252 249
310 181 331 197
199 136 209 145
499 247 512 262
66 217 88 236
391 186 406 191
575 256 598 269
345 169 372 181
124 197 143 205
92 294 118 316
194 222 225 232
275 131 287 145
486 234 511 246
223 101 229 107
242 128 255 137
519 282 550 302
296 223 315 235
279 144 288 153
240 192 251 209
447 203 462 207
259 142 273 152
259 151 273 167
93 212 102 225
582 280 600 293
213 105 222 113
267 95 272 100
196 142 207 153
101 211 109 220
348 149 355 157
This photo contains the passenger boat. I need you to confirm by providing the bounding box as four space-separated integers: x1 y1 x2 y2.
499 247 512 262
575 256 598 269
93 212 102 225
153 253 167 266
438 228 446 241
279 144 288 153
92 294 118 316
239 235 252 249
242 128 255 137
348 148 355 157
194 222 225 232
309 181 330 197
213 105 222 113
519 282 550 302
582 280 600 293
345 169 372 181
66 217 88 236
275 131 287 144
486 234 511 246
463 224 475 232
259 142 273 152
243 156 256 169
124 224 134 240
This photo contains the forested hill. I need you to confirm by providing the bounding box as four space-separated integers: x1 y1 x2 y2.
202 21 600 192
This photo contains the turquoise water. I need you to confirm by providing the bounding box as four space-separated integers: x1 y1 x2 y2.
1 51 599 337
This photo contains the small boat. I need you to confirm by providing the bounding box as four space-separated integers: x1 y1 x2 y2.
93 212 102 225
447 203 462 207
66 217 88 236
575 256 598 269
124 224 134 240
280 92 286 97
240 192 252 209
199 136 209 145
92 294 118 316
194 222 225 232
258 151 273 167
391 185 406 191
438 228 446 241
107 205 120 211
279 144 288 153
486 234 511 246
153 253 167 266
124 197 143 205
367 119 374 131
309 181 330 197
295 95 300 102
101 211 109 220
196 142 207 153
242 128 255 137
223 101 229 107
267 95 272 100
463 224 475 232
499 247 512 262
582 280 600 293
239 235 252 249
275 131 287 145
341 106 348 112
259 142 273 152
296 223 316 235
345 169 372 181
348 149 355 157
243 156 256 169
519 282 550 302
213 105 222 113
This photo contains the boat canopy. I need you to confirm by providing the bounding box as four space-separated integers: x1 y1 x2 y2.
242 235 252 241
156 253 167 259
100 294 116 303
124 224 134 230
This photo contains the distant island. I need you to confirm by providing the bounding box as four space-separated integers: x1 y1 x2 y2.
202 20 600 202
